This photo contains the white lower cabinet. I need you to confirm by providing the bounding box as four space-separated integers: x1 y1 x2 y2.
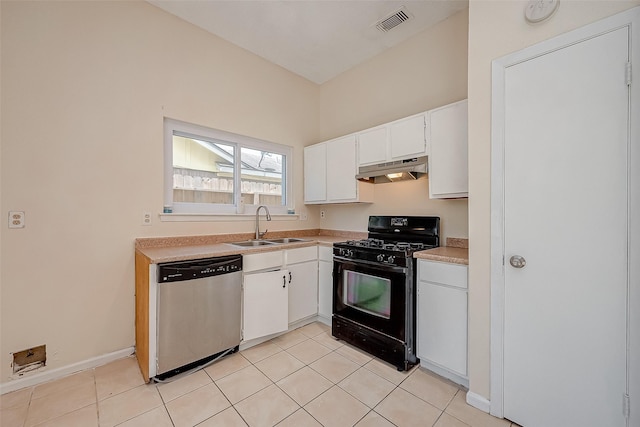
243 269 289 342
241 245 330 341
417 259 468 386
286 247 318 324
317 246 333 322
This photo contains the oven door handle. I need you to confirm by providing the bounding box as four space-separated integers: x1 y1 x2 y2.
333 256 408 274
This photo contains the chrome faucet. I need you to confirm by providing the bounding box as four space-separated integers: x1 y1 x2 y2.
255 205 271 240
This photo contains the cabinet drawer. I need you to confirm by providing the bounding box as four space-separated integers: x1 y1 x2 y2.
243 250 283 272
318 245 333 262
286 246 317 265
418 260 467 289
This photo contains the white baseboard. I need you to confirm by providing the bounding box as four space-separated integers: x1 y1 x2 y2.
0 347 135 395
466 390 491 413
419 360 468 388
316 315 331 327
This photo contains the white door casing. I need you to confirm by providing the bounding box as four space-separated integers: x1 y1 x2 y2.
491 7 639 427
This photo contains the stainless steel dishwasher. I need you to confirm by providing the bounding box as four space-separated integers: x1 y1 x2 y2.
156 254 242 379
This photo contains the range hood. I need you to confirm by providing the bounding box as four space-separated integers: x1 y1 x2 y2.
356 156 428 184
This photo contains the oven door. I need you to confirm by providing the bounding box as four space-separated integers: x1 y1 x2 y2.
333 256 408 341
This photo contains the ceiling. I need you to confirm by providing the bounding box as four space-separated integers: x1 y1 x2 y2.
147 1 469 84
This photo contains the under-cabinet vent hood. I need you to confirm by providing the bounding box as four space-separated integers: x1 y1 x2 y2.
356 156 427 184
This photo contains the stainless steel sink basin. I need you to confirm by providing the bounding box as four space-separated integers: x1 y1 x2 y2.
264 238 311 244
229 240 277 247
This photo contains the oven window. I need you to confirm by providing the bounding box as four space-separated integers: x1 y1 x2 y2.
343 271 391 319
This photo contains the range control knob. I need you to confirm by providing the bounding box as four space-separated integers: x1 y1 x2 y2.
387 255 395 264
376 254 385 262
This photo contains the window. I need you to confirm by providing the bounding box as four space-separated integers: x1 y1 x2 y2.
164 118 292 215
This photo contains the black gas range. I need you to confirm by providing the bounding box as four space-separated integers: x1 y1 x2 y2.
334 239 436 267
332 216 440 371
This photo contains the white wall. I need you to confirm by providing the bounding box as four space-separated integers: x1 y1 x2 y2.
0 1 318 381
467 0 640 400
317 9 470 242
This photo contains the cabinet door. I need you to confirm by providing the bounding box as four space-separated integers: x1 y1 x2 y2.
243 269 289 342
429 100 468 199
417 281 467 376
287 261 318 324
304 143 327 203
326 135 357 201
389 113 427 160
318 260 333 320
357 126 388 166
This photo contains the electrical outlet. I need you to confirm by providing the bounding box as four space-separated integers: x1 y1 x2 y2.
142 212 152 226
8 211 25 228
320 210 326 219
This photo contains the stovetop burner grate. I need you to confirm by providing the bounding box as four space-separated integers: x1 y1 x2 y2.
340 238 433 253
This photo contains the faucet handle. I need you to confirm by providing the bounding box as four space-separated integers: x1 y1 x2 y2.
258 229 268 239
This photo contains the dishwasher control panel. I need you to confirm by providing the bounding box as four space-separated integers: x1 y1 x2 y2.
158 255 242 283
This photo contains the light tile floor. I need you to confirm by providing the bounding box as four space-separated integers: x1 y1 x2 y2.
0 322 520 427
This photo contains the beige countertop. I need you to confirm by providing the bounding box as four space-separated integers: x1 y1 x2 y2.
136 231 469 265
413 237 469 265
414 246 469 265
135 231 363 264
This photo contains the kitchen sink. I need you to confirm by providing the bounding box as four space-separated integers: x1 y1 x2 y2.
228 238 312 247
264 238 311 244
229 240 277 247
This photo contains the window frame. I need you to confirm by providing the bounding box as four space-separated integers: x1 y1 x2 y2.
164 118 293 216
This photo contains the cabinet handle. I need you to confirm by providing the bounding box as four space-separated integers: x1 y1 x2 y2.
289 271 292 284
283 275 286 288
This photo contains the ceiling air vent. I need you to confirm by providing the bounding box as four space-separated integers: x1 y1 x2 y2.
376 6 413 33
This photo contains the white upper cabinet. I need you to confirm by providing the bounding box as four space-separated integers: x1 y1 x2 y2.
389 113 428 160
428 99 468 199
327 136 358 201
303 143 327 203
304 135 374 204
357 126 388 166
357 113 427 167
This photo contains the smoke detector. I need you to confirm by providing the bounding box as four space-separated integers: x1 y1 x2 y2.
375 6 414 33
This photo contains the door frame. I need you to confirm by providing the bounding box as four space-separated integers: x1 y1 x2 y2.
490 7 640 423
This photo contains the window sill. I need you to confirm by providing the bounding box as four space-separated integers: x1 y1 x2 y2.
159 213 300 222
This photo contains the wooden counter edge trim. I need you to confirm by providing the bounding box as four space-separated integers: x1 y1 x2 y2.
135 250 151 383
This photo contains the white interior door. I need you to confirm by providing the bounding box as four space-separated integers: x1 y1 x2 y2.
501 28 629 427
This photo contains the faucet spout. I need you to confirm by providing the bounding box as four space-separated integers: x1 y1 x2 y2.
255 205 272 240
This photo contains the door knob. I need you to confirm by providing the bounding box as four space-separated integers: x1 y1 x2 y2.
509 255 526 268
